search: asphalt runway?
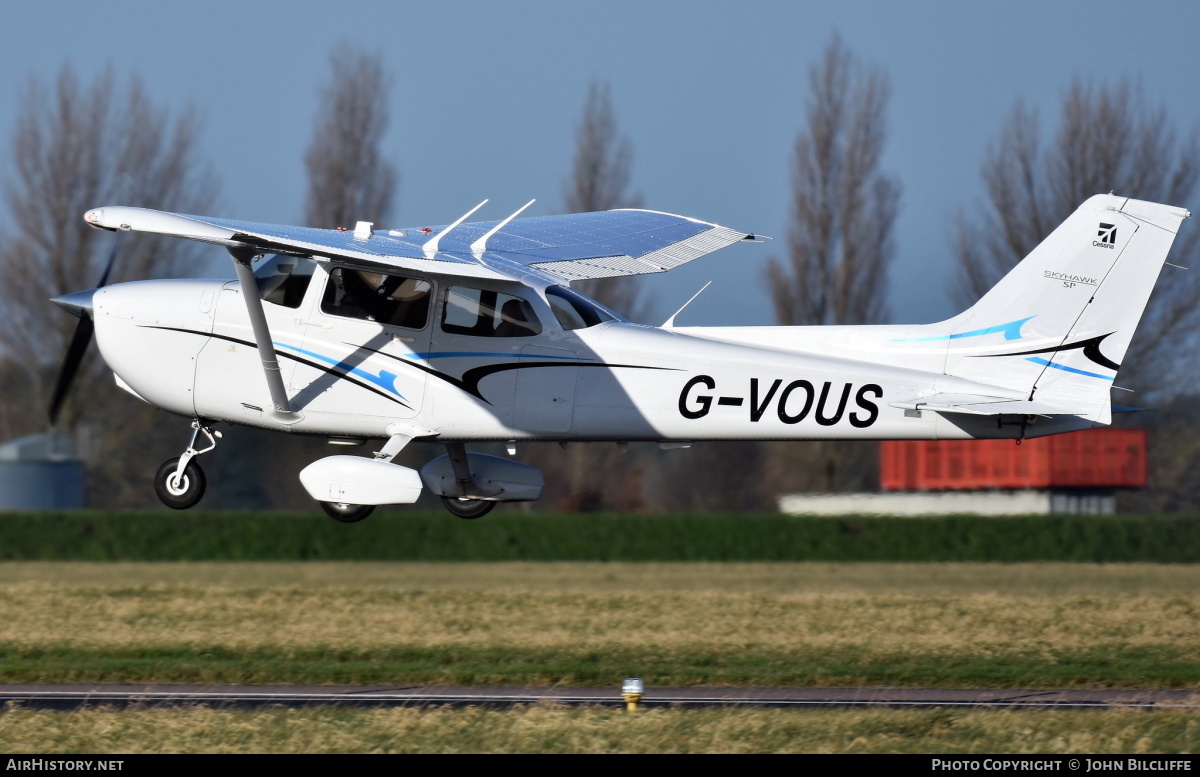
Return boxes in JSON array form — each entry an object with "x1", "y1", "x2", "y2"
[{"x1": 2, "y1": 685, "x2": 1197, "y2": 712}]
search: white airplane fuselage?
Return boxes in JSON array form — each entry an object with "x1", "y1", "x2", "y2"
[
  {"x1": 65, "y1": 194, "x2": 1190, "y2": 514},
  {"x1": 92, "y1": 266, "x2": 1089, "y2": 448}
]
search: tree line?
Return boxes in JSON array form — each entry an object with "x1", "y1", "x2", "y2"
[{"x1": 1, "y1": 37, "x2": 1198, "y2": 511}]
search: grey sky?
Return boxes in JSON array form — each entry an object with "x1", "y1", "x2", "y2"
[{"x1": 2, "y1": 0, "x2": 1197, "y2": 325}]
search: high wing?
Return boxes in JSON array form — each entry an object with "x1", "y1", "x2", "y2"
[{"x1": 82, "y1": 205, "x2": 753, "y2": 283}]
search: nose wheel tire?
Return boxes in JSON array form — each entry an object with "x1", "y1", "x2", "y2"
[
  {"x1": 154, "y1": 458, "x2": 206, "y2": 510},
  {"x1": 440, "y1": 496, "x2": 496, "y2": 519},
  {"x1": 320, "y1": 501, "x2": 375, "y2": 523}
]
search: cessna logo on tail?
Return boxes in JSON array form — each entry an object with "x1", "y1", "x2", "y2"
[{"x1": 1094, "y1": 223, "x2": 1117, "y2": 248}]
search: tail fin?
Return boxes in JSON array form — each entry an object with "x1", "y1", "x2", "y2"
[{"x1": 940, "y1": 194, "x2": 1190, "y2": 422}]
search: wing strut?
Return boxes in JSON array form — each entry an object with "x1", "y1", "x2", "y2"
[{"x1": 230, "y1": 247, "x2": 296, "y2": 419}]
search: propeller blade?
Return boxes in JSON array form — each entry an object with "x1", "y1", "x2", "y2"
[
  {"x1": 95, "y1": 232, "x2": 123, "y2": 287},
  {"x1": 47, "y1": 230, "x2": 124, "y2": 426},
  {"x1": 48, "y1": 316, "x2": 95, "y2": 426}
]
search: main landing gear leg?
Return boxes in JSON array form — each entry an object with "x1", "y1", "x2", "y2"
[
  {"x1": 155, "y1": 420, "x2": 221, "y2": 510},
  {"x1": 439, "y1": 443, "x2": 497, "y2": 519}
]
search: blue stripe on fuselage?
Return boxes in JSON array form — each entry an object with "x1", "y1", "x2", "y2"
[
  {"x1": 1025, "y1": 356, "x2": 1114, "y2": 381},
  {"x1": 406, "y1": 351, "x2": 588, "y2": 361},
  {"x1": 894, "y1": 316, "x2": 1034, "y2": 343},
  {"x1": 272, "y1": 342, "x2": 405, "y2": 398}
]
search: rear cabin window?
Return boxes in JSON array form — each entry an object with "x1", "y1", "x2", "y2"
[
  {"x1": 321, "y1": 267, "x2": 432, "y2": 329},
  {"x1": 545, "y1": 285, "x2": 617, "y2": 330},
  {"x1": 441, "y1": 287, "x2": 542, "y2": 337}
]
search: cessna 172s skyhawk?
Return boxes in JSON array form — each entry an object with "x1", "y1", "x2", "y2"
[{"x1": 50, "y1": 194, "x2": 1189, "y2": 520}]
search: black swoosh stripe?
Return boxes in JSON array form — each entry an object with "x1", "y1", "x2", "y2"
[
  {"x1": 363, "y1": 346, "x2": 677, "y2": 404},
  {"x1": 461, "y1": 361, "x2": 674, "y2": 403},
  {"x1": 977, "y1": 332, "x2": 1121, "y2": 371},
  {"x1": 146, "y1": 325, "x2": 675, "y2": 409}
]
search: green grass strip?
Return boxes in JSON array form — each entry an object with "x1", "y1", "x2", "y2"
[
  {"x1": 0, "y1": 511, "x2": 1198, "y2": 562},
  {"x1": 0, "y1": 643, "x2": 1194, "y2": 689}
]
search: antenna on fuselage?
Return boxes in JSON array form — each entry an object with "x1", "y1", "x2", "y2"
[
  {"x1": 471, "y1": 199, "x2": 536, "y2": 260},
  {"x1": 662, "y1": 281, "x2": 713, "y2": 329},
  {"x1": 423, "y1": 199, "x2": 489, "y2": 259}
]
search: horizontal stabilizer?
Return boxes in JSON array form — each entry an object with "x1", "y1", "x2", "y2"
[{"x1": 890, "y1": 393, "x2": 1084, "y2": 418}]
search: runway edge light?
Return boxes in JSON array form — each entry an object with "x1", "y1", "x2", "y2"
[{"x1": 621, "y1": 677, "x2": 644, "y2": 712}]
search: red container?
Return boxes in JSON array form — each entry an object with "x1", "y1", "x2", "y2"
[{"x1": 880, "y1": 428, "x2": 1146, "y2": 491}]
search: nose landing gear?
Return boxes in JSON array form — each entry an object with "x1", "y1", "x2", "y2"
[
  {"x1": 155, "y1": 420, "x2": 220, "y2": 510},
  {"x1": 155, "y1": 457, "x2": 206, "y2": 509}
]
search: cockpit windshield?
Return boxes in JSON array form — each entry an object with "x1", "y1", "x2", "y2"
[
  {"x1": 544, "y1": 286, "x2": 621, "y2": 330},
  {"x1": 254, "y1": 255, "x2": 317, "y2": 309}
]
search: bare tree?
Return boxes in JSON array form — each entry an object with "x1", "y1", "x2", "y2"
[
  {"x1": 564, "y1": 82, "x2": 640, "y2": 214},
  {"x1": 562, "y1": 81, "x2": 646, "y2": 320},
  {"x1": 0, "y1": 64, "x2": 218, "y2": 505},
  {"x1": 1, "y1": 65, "x2": 218, "y2": 419},
  {"x1": 518, "y1": 82, "x2": 651, "y2": 513},
  {"x1": 951, "y1": 79, "x2": 1200, "y2": 398},
  {"x1": 766, "y1": 35, "x2": 899, "y2": 326},
  {"x1": 304, "y1": 47, "x2": 397, "y2": 228},
  {"x1": 760, "y1": 35, "x2": 899, "y2": 500}
]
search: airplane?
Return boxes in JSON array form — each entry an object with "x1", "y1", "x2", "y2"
[{"x1": 49, "y1": 193, "x2": 1189, "y2": 521}]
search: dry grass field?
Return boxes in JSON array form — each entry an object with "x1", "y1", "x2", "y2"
[
  {"x1": 0, "y1": 562, "x2": 1195, "y2": 688},
  {"x1": 0, "y1": 562, "x2": 1197, "y2": 753},
  {"x1": 0, "y1": 706, "x2": 1197, "y2": 754}
]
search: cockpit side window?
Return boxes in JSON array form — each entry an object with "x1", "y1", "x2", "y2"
[
  {"x1": 441, "y1": 287, "x2": 542, "y2": 337},
  {"x1": 321, "y1": 267, "x2": 432, "y2": 329},
  {"x1": 254, "y1": 255, "x2": 316, "y2": 309},
  {"x1": 545, "y1": 285, "x2": 618, "y2": 330}
]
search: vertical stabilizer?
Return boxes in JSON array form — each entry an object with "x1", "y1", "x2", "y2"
[{"x1": 939, "y1": 194, "x2": 1189, "y2": 421}]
